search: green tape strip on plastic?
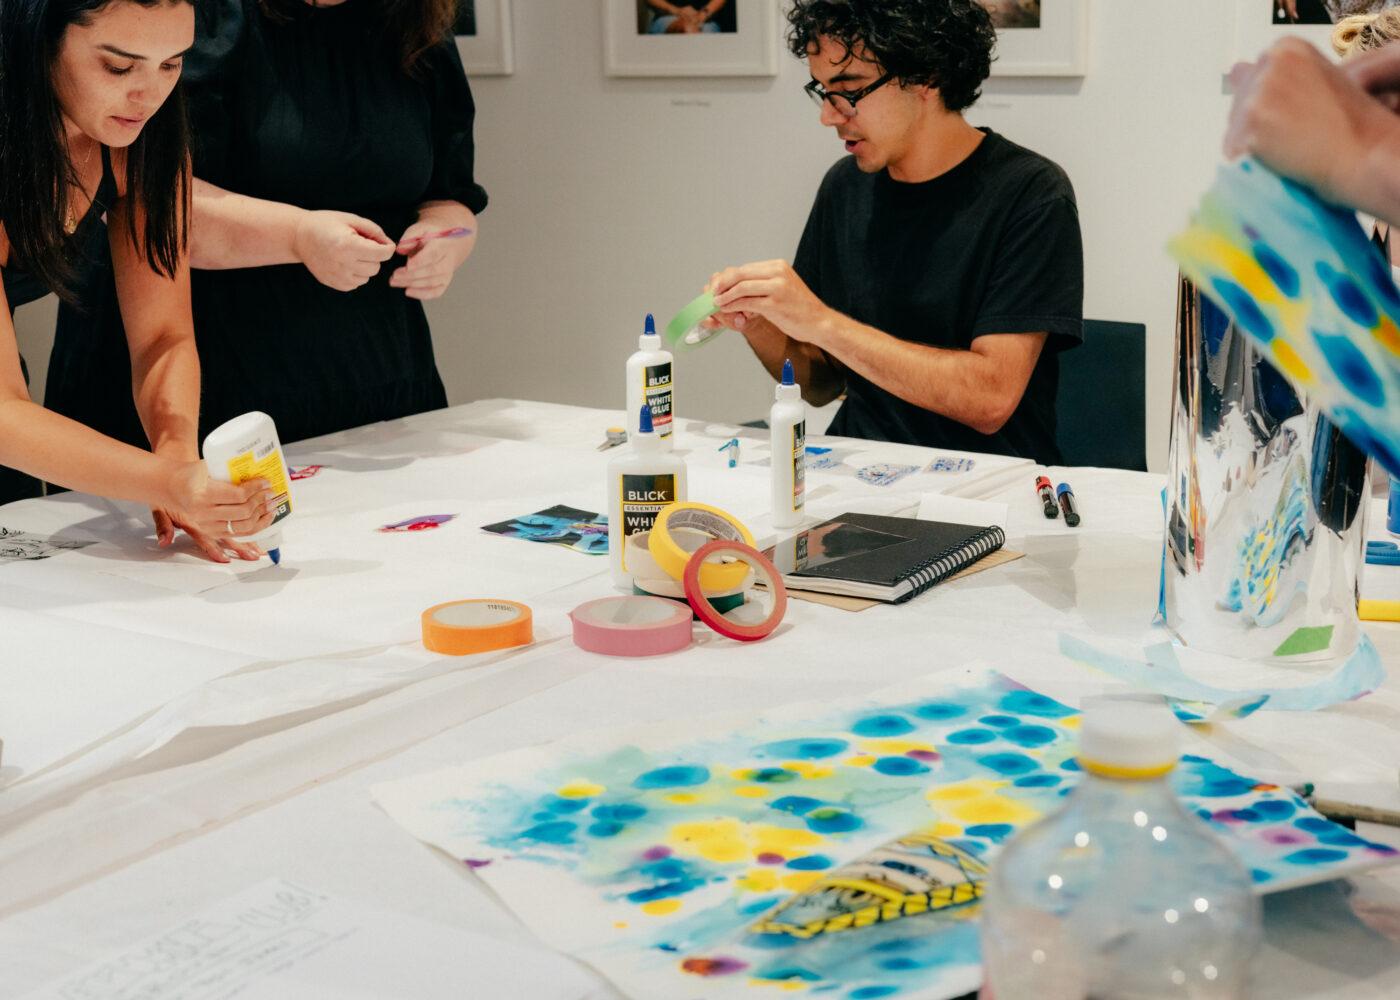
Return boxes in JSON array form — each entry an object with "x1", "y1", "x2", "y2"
[{"x1": 663, "y1": 291, "x2": 724, "y2": 352}]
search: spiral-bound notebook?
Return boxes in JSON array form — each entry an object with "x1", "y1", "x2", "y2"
[{"x1": 767, "y1": 512, "x2": 1006, "y2": 604}]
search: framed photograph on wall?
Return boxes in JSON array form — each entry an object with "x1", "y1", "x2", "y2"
[
  {"x1": 984, "y1": 0, "x2": 1089, "y2": 77},
  {"x1": 455, "y1": 0, "x2": 514, "y2": 76},
  {"x1": 1232, "y1": 0, "x2": 1339, "y2": 66},
  {"x1": 604, "y1": 0, "x2": 779, "y2": 78}
]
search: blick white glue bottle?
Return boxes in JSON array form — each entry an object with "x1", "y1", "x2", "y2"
[
  {"x1": 626, "y1": 313, "x2": 674, "y2": 441},
  {"x1": 202, "y1": 411, "x2": 294, "y2": 564},
  {"x1": 608, "y1": 403, "x2": 687, "y2": 591},
  {"x1": 770, "y1": 358, "x2": 806, "y2": 529}
]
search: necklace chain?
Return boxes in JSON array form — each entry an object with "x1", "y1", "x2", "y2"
[{"x1": 63, "y1": 139, "x2": 98, "y2": 236}]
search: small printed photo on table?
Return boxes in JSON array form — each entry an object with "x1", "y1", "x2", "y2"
[
  {"x1": 979, "y1": 0, "x2": 1041, "y2": 29},
  {"x1": 454, "y1": 0, "x2": 475, "y2": 36},
  {"x1": 636, "y1": 0, "x2": 737, "y2": 34}
]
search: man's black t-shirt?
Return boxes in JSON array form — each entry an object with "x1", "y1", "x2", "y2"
[{"x1": 793, "y1": 129, "x2": 1084, "y2": 464}]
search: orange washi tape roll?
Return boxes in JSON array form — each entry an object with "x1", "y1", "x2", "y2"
[{"x1": 422, "y1": 599, "x2": 534, "y2": 655}]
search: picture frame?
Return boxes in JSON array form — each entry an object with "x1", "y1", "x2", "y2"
[
  {"x1": 454, "y1": 0, "x2": 515, "y2": 77},
  {"x1": 1231, "y1": 0, "x2": 1339, "y2": 66},
  {"x1": 986, "y1": 0, "x2": 1089, "y2": 77},
  {"x1": 603, "y1": 0, "x2": 779, "y2": 78}
]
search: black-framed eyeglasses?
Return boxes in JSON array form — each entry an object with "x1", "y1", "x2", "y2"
[{"x1": 803, "y1": 73, "x2": 894, "y2": 116}]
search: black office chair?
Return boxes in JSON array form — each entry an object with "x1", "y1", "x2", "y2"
[{"x1": 1055, "y1": 319, "x2": 1148, "y2": 472}]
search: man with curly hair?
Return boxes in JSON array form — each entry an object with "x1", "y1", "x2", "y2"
[{"x1": 707, "y1": 0, "x2": 1083, "y2": 463}]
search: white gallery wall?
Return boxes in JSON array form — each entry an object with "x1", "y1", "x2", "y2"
[{"x1": 15, "y1": 1, "x2": 1263, "y2": 470}]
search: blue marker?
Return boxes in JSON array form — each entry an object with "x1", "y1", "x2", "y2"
[{"x1": 1056, "y1": 482, "x2": 1080, "y2": 527}]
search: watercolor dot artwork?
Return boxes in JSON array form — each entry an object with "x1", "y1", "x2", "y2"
[
  {"x1": 375, "y1": 673, "x2": 1398, "y2": 999},
  {"x1": 1171, "y1": 156, "x2": 1400, "y2": 478}
]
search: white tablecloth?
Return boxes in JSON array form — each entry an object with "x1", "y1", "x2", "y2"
[{"x1": 2, "y1": 398, "x2": 1399, "y2": 998}]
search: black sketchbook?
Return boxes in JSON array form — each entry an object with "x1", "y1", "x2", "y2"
[{"x1": 767, "y1": 512, "x2": 1005, "y2": 604}]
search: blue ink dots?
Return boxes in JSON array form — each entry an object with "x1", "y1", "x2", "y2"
[
  {"x1": 1293, "y1": 817, "x2": 1334, "y2": 834},
  {"x1": 1211, "y1": 276, "x2": 1276, "y2": 342},
  {"x1": 1318, "y1": 261, "x2": 1379, "y2": 327},
  {"x1": 633, "y1": 765, "x2": 711, "y2": 789},
  {"x1": 851, "y1": 714, "x2": 916, "y2": 737},
  {"x1": 750, "y1": 767, "x2": 799, "y2": 784},
  {"x1": 913, "y1": 702, "x2": 967, "y2": 721},
  {"x1": 1284, "y1": 848, "x2": 1350, "y2": 865},
  {"x1": 518, "y1": 820, "x2": 577, "y2": 845},
  {"x1": 1000, "y1": 691, "x2": 1075, "y2": 719},
  {"x1": 850, "y1": 986, "x2": 901, "y2": 998},
  {"x1": 1366, "y1": 251, "x2": 1400, "y2": 308},
  {"x1": 587, "y1": 820, "x2": 625, "y2": 838},
  {"x1": 1252, "y1": 799, "x2": 1296, "y2": 820},
  {"x1": 592, "y1": 803, "x2": 647, "y2": 823},
  {"x1": 965, "y1": 823, "x2": 1015, "y2": 842},
  {"x1": 1315, "y1": 330, "x2": 1386, "y2": 407},
  {"x1": 978, "y1": 715, "x2": 1019, "y2": 728},
  {"x1": 1013, "y1": 774, "x2": 1062, "y2": 788},
  {"x1": 872, "y1": 756, "x2": 929, "y2": 777},
  {"x1": 542, "y1": 796, "x2": 589, "y2": 814},
  {"x1": 1001, "y1": 725, "x2": 1058, "y2": 749},
  {"x1": 1251, "y1": 868, "x2": 1273, "y2": 884},
  {"x1": 1061, "y1": 758, "x2": 1082, "y2": 772},
  {"x1": 946, "y1": 728, "x2": 996, "y2": 746},
  {"x1": 755, "y1": 738, "x2": 849, "y2": 760},
  {"x1": 805, "y1": 806, "x2": 863, "y2": 834},
  {"x1": 977, "y1": 753, "x2": 1038, "y2": 777},
  {"x1": 878, "y1": 956, "x2": 927, "y2": 971},
  {"x1": 770, "y1": 795, "x2": 825, "y2": 816},
  {"x1": 786, "y1": 854, "x2": 834, "y2": 871},
  {"x1": 1253, "y1": 243, "x2": 1300, "y2": 297}
]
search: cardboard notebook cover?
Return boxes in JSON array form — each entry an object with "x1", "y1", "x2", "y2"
[{"x1": 774, "y1": 512, "x2": 1006, "y2": 603}]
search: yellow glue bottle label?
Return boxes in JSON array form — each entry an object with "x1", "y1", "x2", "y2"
[{"x1": 227, "y1": 439, "x2": 292, "y2": 524}]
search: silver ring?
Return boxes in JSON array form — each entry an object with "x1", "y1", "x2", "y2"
[{"x1": 226, "y1": 520, "x2": 233, "y2": 535}]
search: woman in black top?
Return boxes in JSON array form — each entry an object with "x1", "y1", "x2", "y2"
[
  {"x1": 0, "y1": 0, "x2": 272, "y2": 559},
  {"x1": 47, "y1": 0, "x2": 488, "y2": 449}
]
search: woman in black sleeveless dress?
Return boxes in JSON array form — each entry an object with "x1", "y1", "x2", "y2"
[
  {"x1": 0, "y1": 0, "x2": 272, "y2": 561},
  {"x1": 46, "y1": 0, "x2": 488, "y2": 450}
]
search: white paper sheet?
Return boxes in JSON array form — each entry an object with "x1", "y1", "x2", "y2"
[
  {"x1": 916, "y1": 493, "x2": 1010, "y2": 531},
  {"x1": 17, "y1": 878, "x2": 601, "y2": 1000}
]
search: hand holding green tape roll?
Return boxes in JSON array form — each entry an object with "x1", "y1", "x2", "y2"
[{"x1": 664, "y1": 291, "x2": 724, "y2": 352}]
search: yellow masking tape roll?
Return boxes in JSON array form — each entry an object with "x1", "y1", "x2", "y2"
[{"x1": 650, "y1": 502, "x2": 755, "y2": 591}]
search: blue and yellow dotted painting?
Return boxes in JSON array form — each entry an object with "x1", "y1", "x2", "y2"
[
  {"x1": 374, "y1": 674, "x2": 1396, "y2": 1000},
  {"x1": 1171, "y1": 158, "x2": 1400, "y2": 477}
]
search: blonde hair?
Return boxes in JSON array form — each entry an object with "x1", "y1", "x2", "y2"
[{"x1": 1333, "y1": 9, "x2": 1400, "y2": 57}]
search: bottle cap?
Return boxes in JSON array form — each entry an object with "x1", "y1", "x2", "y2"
[
  {"x1": 639, "y1": 313, "x2": 660, "y2": 350},
  {"x1": 775, "y1": 358, "x2": 801, "y2": 401},
  {"x1": 1077, "y1": 697, "x2": 1180, "y2": 779},
  {"x1": 638, "y1": 403, "x2": 653, "y2": 435}
]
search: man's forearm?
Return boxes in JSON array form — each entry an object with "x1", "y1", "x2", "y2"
[
  {"x1": 817, "y1": 314, "x2": 1043, "y2": 436},
  {"x1": 740, "y1": 315, "x2": 845, "y2": 406}
]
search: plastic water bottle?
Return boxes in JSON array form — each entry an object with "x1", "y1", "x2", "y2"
[{"x1": 980, "y1": 699, "x2": 1260, "y2": 999}]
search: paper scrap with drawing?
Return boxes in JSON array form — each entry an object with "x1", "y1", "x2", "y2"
[
  {"x1": 481, "y1": 504, "x2": 609, "y2": 555},
  {"x1": 374, "y1": 673, "x2": 1396, "y2": 1000},
  {"x1": 379, "y1": 513, "x2": 457, "y2": 533},
  {"x1": 1170, "y1": 157, "x2": 1400, "y2": 477},
  {"x1": 16, "y1": 878, "x2": 598, "y2": 1000},
  {"x1": 0, "y1": 527, "x2": 95, "y2": 563}
]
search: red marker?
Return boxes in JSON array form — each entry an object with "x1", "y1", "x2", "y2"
[{"x1": 1035, "y1": 475, "x2": 1059, "y2": 519}]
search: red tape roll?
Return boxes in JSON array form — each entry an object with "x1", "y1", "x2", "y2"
[{"x1": 682, "y1": 539, "x2": 787, "y2": 642}]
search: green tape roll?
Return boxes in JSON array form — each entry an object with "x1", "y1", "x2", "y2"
[{"x1": 663, "y1": 291, "x2": 724, "y2": 352}]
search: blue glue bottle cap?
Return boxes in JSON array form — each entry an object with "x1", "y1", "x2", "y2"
[
  {"x1": 645, "y1": 313, "x2": 656, "y2": 337},
  {"x1": 781, "y1": 358, "x2": 795, "y2": 386},
  {"x1": 638, "y1": 402, "x2": 654, "y2": 435}
]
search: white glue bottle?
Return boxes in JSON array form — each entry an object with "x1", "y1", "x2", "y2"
[
  {"x1": 770, "y1": 358, "x2": 806, "y2": 529},
  {"x1": 202, "y1": 411, "x2": 294, "y2": 564},
  {"x1": 609, "y1": 403, "x2": 687, "y2": 590},
  {"x1": 625, "y1": 313, "x2": 674, "y2": 441}
]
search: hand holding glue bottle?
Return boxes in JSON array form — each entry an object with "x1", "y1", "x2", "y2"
[{"x1": 203, "y1": 412, "x2": 295, "y2": 564}]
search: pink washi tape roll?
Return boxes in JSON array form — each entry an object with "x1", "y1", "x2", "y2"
[
  {"x1": 683, "y1": 539, "x2": 788, "y2": 642},
  {"x1": 569, "y1": 595, "x2": 693, "y2": 657}
]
